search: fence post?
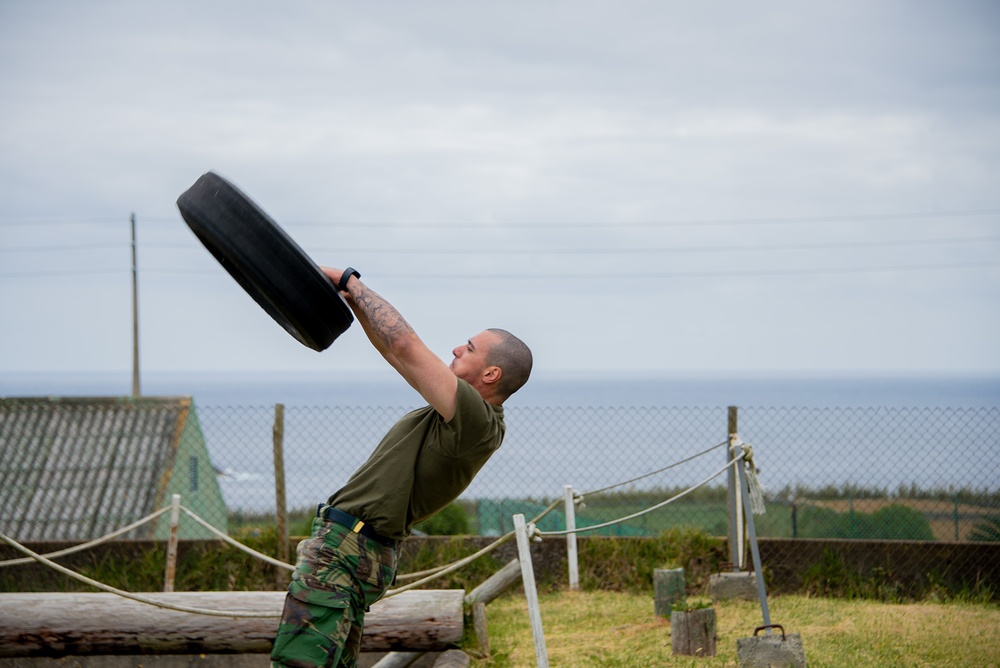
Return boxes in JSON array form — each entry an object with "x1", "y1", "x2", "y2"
[
  {"x1": 163, "y1": 494, "x2": 181, "y2": 592},
  {"x1": 564, "y1": 485, "x2": 579, "y2": 591},
  {"x1": 952, "y1": 489, "x2": 960, "y2": 541},
  {"x1": 726, "y1": 406, "x2": 742, "y2": 571},
  {"x1": 513, "y1": 514, "x2": 549, "y2": 668},
  {"x1": 273, "y1": 404, "x2": 289, "y2": 586}
]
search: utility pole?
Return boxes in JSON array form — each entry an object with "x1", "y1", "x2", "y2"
[{"x1": 131, "y1": 212, "x2": 141, "y2": 397}]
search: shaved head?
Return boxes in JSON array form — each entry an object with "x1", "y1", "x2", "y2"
[{"x1": 485, "y1": 328, "x2": 532, "y2": 400}]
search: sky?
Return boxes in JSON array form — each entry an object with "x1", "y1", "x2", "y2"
[{"x1": 1, "y1": 1, "x2": 999, "y2": 382}]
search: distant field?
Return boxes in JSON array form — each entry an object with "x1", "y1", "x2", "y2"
[
  {"x1": 804, "y1": 498, "x2": 995, "y2": 541},
  {"x1": 488, "y1": 490, "x2": 999, "y2": 542}
]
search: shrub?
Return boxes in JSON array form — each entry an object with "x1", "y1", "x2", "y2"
[{"x1": 414, "y1": 503, "x2": 470, "y2": 536}]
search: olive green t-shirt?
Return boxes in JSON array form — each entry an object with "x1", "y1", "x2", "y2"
[{"x1": 327, "y1": 379, "x2": 505, "y2": 540}]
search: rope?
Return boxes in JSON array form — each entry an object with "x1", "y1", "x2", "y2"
[
  {"x1": 581, "y1": 440, "x2": 728, "y2": 496},
  {"x1": 385, "y1": 532, "x2": 516, "y2": 597},
  {"x1": 0, "y1": 505, "x2": 172, "y2": 568},
  {"x1": 180, "y1": 506, "x2": 294, "y2": 571},
  {"x1": 0, "y1": 439, "x2": 755, "y2": 614},
  {"x1": 539, "y1": 451, "x2": 746, "y2": 537},
  {"x1": 388, "y1": 499, "x2": 562, "y2": 592},
  {"x1": 731, "y1": 436, "x2": 767, "y2": 515},
  {"x1": 0, "y1": 530, "x2": 280, "y2": 618}
]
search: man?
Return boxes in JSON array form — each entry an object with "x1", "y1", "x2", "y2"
[{"x1": 271, "y1": 266, "x2": 532, "y2": 668}]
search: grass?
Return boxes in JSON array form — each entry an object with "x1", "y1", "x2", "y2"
[{"x1": 473, "y1": 591, "x2": 1000, "y2": 667}]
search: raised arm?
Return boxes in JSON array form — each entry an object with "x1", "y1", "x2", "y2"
[{"x1": 322, "y1": 267, "x2": 459, "y2": 421}]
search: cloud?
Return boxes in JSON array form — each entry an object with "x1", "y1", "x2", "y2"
[{"x1": 0, "y1": 1, "x2": 998, "y2": 375}]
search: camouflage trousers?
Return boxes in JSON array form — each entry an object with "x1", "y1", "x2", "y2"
[{"x1": 270, "y1": 515, "x2": 398, "y2": 668}]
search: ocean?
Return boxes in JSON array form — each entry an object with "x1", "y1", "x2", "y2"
[
  {"x1": 4, "y1": 370, "x2": 999, "y2": 408},
  {"x1": 3, "y1": 371, "x2": 999, "y2": 512}
]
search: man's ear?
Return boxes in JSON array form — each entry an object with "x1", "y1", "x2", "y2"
[{"x1": 483, "y1": 365, "x2": 502, "y2": 385}]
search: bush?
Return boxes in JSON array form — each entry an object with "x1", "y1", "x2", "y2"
[
  {"x1": 796, "y1": 503, "x2": 935, "y2": 541},
  {"x1": 414, "y1": 503, "x2": 470, "y2": 535}
]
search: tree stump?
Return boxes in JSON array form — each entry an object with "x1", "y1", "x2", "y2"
[
  {"x1": 670, "y1": 608, "x2": 717, "y2": 657},
  {"x1": 653, "y1": 567, "x2": 685, "y2": 617}
]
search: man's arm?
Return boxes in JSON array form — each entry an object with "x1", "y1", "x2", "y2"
[{"x1": 322, "y1": 267, "x2": 459, "y2": 421}]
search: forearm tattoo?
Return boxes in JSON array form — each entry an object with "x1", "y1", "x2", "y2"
[{"x1": 353, "y1": 283, "x2": 415, "y2": 347}]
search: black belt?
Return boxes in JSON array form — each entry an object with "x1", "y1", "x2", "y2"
[{"x1": 316, "y1": 504, "x2": 398, "y2": 549}]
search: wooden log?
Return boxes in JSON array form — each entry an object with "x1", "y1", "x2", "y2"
[
  {"x1": 464, "y1": 558, "x2": 520, "y2": 609},
  {"x1": 670, "y1": 608, "x2": 718, "y2": 657},
  {"x1": 371, "y1": 652, "x2": 424, "y2": 667},
  {"x1": 433, "y1": 649, "x2": 471, "y2": 667},
  {"x1": 0, "y1": 590, "x2": 463, "y2": 657}
]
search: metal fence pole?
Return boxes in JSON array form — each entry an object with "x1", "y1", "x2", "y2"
[{"x1": 735, "y1": 454, "x2": 772, "y2": 631}]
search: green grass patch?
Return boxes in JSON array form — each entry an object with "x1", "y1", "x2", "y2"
[{"x1": 476, "y1": 591, "x2": 1000, "y2": 667}]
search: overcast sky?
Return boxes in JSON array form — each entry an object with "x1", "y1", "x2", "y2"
[{"x1": 1, "y1": 1, "x2": 998, "y2": 382}]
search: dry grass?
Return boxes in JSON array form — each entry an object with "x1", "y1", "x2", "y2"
[{"x1": 472, "y1": 591, "x2": 1000, "y2": 667}]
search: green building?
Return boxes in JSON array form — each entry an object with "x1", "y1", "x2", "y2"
[{"x1": 0, "y1": 396, "x2": 228, "y2": 541}]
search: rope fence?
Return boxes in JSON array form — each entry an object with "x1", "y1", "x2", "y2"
[
  {"x1": 2, "y1": 402, "x2": 998, "y2": 614},
  {"x1": 0, "y1": 439, "x2": 748, "y2": 614}
]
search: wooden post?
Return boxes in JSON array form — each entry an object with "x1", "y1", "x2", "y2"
[
  {"x1": 130, "y1": 212, "x2": 140, "y2": 398},
  {"x1": 725, "y1": 406, "x2": 740, "y2": 571},
  {"x1": 564, "y1": 485, "x2": 579, "y2": 590},
  {"x1": 163, "y1": 494, "x2": 181, "y2": 592},
  {"x1": 726, "y1": 407, "x2": 744, "y2": 570},
  {"x1": 513, "y1": 514, "x2": 548, "y2": 668},
  {"x1": 670, "y1": 608, "x2": 717, "y2": 657},
  {"x1": 653, "y1": 568, "x2": 685, "y2": 617},
  {"x1": 472, "y1": 601, "x2": 490, "y2": 657},
  {"x1": 273, "y1": 403, "x2": 289, "y2": 587}
]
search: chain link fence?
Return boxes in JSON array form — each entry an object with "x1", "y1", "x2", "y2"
[
  {"x1": 196, "y1": 404, "x2": 999, "y2": 539},
  {"x1": 3, "y1": 400, "x2": 998, "y2": 595}
]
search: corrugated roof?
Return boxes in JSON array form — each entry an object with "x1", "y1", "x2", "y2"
[{"x1": 0, "y1": 396, "x2": 194, "y2": 541}]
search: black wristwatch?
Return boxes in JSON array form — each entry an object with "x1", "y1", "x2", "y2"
[{"x1": 337, "y1": 267, "x2": 360, "y2": 292}]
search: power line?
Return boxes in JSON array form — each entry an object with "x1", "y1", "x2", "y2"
[
  {"x1": 0, "y1": 216, "x2": 128, "y2": 227},
  {"x1": 0, "y1": 268, "x2": 128, "y2": 278},
  {"x1": 307, "y1": 235, "x2": 1000, "y2": 256},
  {"x1": 2, "y1": 207, "x2": 999, "y2": 229},
  {"x1": 0, "y1": 243, "x2": 125, "y2": 253},
  {"x1": 272, "y1": 207, "x2": 1000, "y2": 228},
  {"x1": 4, "y1": 235, "x2": 998, "y2": 256},
  {"x1": 371, "y1": 261, "x2": 1000, "y2": 280},
  {"x1": 2, "y1": 261, "x2": 998, "y2": 280}
]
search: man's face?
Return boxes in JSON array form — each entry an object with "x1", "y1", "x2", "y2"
[{"x1": 449, "y1": 330, "x2": 498, "y2": 384}]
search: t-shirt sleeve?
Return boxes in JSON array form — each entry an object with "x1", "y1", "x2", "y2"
[{"x1": 432, "y1": 379, "x2": 496, "y2": 457}]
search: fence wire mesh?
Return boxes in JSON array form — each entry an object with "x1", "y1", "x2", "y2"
[{"x1": 2, "y1": 400, "x2": 998, "y2": 591}]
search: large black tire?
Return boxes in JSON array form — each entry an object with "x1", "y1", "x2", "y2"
[{"x1": 176, "y1": 171, "x2": 353, "y2": 352}]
